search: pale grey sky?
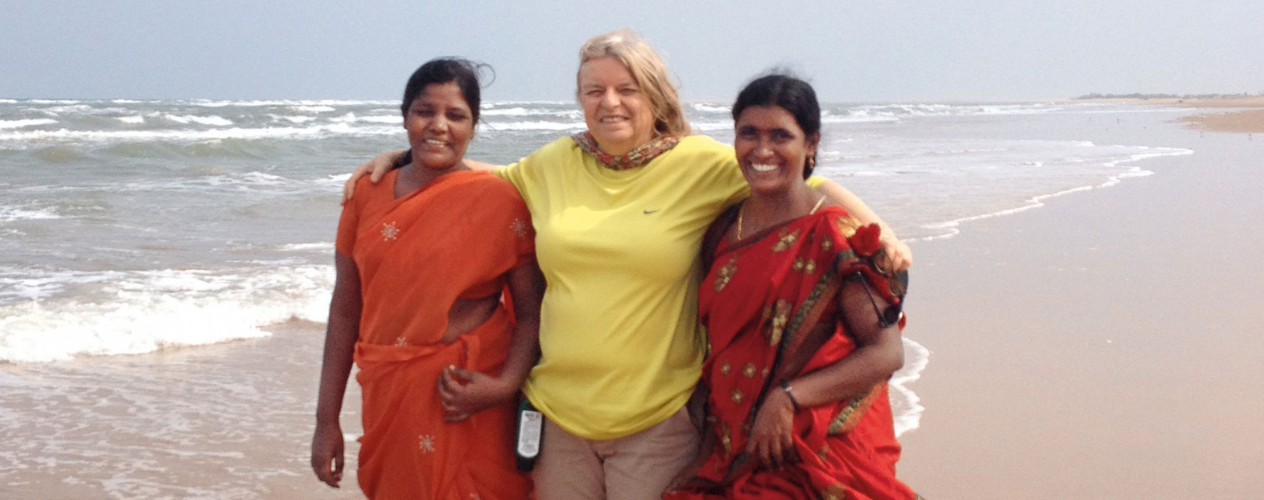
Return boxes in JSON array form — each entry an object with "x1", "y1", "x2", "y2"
[{"x1": 3, "y1": 0, "x2": 1261, "y2": 102}]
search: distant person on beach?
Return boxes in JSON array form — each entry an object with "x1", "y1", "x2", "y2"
[
  {"x1": 311, "y1": 58, "x2": 541, "y2": 499},
  {"x1": 663, "y1": 73, "x2": 920, "y2": 500},
  {"x1": 343, "y1": 30, "x2": 911, "y2": 500}
]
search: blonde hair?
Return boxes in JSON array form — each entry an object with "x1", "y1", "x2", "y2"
[{"x1": 577, "y1": 29, "x2": 690, "y2": 137}]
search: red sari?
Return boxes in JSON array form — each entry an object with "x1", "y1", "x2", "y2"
[
  {"x1": 668, "y1": 205, "x2": 920, "y2": 500},
  {"x1": 336, "y1": 169, "x2": 534, "y2": 500}
]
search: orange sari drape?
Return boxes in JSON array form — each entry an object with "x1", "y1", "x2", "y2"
[
  {"x1": 336, "y1": 169, "x2": 534, "y2": 500},
  {"x1": 667, "y1": 205, "x2": 919, "y2": 500}
]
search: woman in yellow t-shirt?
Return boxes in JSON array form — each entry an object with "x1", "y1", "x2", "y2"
[{"x1": 343, "y1": 30, "x2": 911, "y2": 500}]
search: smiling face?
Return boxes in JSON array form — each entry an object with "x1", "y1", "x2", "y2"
[
  {"x1": 734, "y1": 105, "x2": 819, "y2": 194},
  {"x1": 578, "y1": 57, "x2": 655, "y2": 156},
  {"x1": 404, "y1": 82, "x2": 474, "y2": 171}
]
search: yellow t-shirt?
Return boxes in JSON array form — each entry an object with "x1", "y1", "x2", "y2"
[{"x1": 496, "y1": 134, "x2": 819, "y2": 440}]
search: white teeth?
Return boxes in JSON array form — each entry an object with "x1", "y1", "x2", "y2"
[
  {"x1": 751, "y1": 163, "x2": 777, "y2": 172},
  {"x1": 600, "y1": 117, "x2": 624, "y2": 123},
  {"x1": 424, "y1": 139, "x2": 445, "y2": 146}
]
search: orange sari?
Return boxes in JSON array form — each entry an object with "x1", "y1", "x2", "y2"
[
  {"x1": 668, "y1": 205, "x2": 919, "y2": 500},
  {"x1": 336, "y1": 169, "x2": 534, "y2": 500}
]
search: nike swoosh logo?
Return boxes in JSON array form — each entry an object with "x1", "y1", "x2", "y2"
[{"x1": 643, "y1": 209, "x2": 660, "y2": 214}]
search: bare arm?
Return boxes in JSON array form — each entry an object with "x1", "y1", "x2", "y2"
[
  {"x1": 494, "y1": 260, "x2": 545, "y2": 387},
  {"x1": 439, "y1": 260, "x2": 545, "y2": 421},
  {"x1": 816, "y1": 179, "x2": 912, "y2": 272},
  {"x1": 785, "y1": 276, "x2": 905, "y2": 407},
  {"x1": 310, "y1": 252, "x2": 362, "y2": 488},
  {"x1": 342, "y1": 150, "x2": 499, "y2": 202},
  {"x1": 747, "y1": 274, "x2": 904, "y2": 468}
]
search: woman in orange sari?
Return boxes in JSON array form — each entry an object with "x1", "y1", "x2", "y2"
[
  {"x1": 310, "y1": 58, "x2": 541, "y2": 500},
  {"x1": 665, "y1": 74, "x2": 922, "y2": 500}
]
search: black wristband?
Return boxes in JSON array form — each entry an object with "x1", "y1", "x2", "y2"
[{"x1": 779, "y1": 380, "x2": 801, "y2": 412}]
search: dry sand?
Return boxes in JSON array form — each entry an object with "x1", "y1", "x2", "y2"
[
  {"x1": 896, "y1": 110, "x2": 1264, "y2": 498},
  {"x1": 1088, "y1": 96, "x2": 1264, "y2": 134},
  {"x1": 1182, "y1": 109, "x2": 1264, "y2": 134}
]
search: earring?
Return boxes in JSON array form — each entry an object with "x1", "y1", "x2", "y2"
[{"x1": 807, "y1": 155, "x2": 816, "y2": 169}]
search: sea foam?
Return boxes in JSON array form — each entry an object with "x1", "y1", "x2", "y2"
[
  {"x1": 0, "y1": 123, "x2": 400, "y2": 145},
  {"x1": 0, "y1": 266, "x2": 333, "y2": 363},
  {"x1": 0, "y1": 118, "x2": 57, "y2": 129},
  {"x1": 0, "y1": 205, "x2": 62, "y2": 222},
  {"x1": 916, "y1": 146, "x2": 1193, "y2": 240},
  {"x1": 891, "y1": 338, "x2": 930, "y2": 437},
  {"x1": 161, "y1": 114, "x2": 233, "y2": 126}
]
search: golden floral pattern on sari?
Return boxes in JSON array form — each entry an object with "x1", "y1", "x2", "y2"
[
  {"x1": 719, "y1": 362, "x2": 731, "y2": 376},
  {"x1": 770, "y1": 228, "x2": 801, "y2": 252},
  {"x1": 381, "y1": 221, "x2": 400, "y2": 241},
  {"x1": 777, "y1": 257, "x2": 839, "y2": 357},
  {"x1": 822, "y1": 484, "x2": 848, "y2": 500},
  {"x1": 835, "y1": 215, "x2": 860, "y2": 238},
  {"x1": 763, "y1": 299, "x2": 791, "y2": 346},
  {"x1": 511, "y1": 218, "x2": 529, "y2": 238},
  {"x1": 742, "y1": 363, "x2": 757, "y2": 378},
  {"x1": 713, "y1": 255, "x2": 737, "y2": 292},
  {"x1": 792, "y1": 257, "x2": 818, "y2": 274},
  {"x1": 718, "y1": 421, "x2": 733, "y2": 459}
]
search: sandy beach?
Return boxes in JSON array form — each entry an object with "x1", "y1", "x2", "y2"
[
  {"x1": 897, "y1": 107, "x2": 1264, "y2": 498},
  {"x1": 1172, "y1": 97, "x2": 1264, "y2": 134},
  {"x1": 1089, "y1": 96, "x2": 1264, "y2": 134}
]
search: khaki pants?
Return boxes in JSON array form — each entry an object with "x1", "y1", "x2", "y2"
[{"x1": 533, "y1": 407, "x2": 700, "y2": 500}]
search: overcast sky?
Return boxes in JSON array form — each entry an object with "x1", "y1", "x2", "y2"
[{"x1": 3, "y1": 0, "x2": 1261, "y2": 102}]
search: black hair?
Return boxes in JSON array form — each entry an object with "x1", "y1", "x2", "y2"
[
  {"x1": 400, "y1": 57, "x2": 489, "y2": 123},
  {"x1": 731, "y1": 73, "x2": 821, "y2": 178}
]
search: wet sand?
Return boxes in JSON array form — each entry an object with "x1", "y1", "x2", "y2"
[
  {"x1": 896, "y1": 110, "x2": 1264, "y2": 498},
  {"x1": 0, "y1": 320, "x2": 364, "y2": 500}
]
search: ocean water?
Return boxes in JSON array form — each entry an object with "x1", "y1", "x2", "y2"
[{"x1": 0, "y1": 98, "x2": 1195, "y2": 498}]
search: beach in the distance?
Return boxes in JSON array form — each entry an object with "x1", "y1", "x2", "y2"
[
  {"x1": 898, "y1": 98, "x2": 1264, "y2": 499},
  {"x1": 2, "y1": 97, "x2": 1260, "y2": 498}
]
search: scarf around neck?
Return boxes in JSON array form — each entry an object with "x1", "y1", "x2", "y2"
[{"x1": 570, "y1": 131, "x2": 680, "y2": 171}]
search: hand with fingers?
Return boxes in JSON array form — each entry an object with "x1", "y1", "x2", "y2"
[
  {"x1": 310, "y1": 422, "x2": 345, "y2": 488},
  {"x1": 438, "y1": 365, "x2": 517, "y2": 422},
  {"x1": 746, "y1": 387, "x2": 798, "y2": 470},
  {"x1": 878, "y1": 234, "x2": 913, "y2": 273}
]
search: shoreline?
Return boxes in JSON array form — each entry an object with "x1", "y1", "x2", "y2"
[
  {"x1": 897, "y1": 103, "x2": 1264, "y2": 498},
  {"x1": 4, "y1": 100, "x2": 1260, "y2": 499},
  {"x1": 1079, "y1": 96, "x2": 1264, "y2": 134}
]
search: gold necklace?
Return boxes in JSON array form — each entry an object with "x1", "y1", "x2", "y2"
[{"x1": 738, "y1": 195, "x2": 826, "y2": 240}]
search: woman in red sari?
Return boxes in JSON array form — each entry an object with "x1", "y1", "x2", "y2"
[
  {"x1": 665, "y1": 74, "x2": 922, "y2": 500},
  {"x1": 310, "y1": 58, "x2": 541, "y2": 500}
]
